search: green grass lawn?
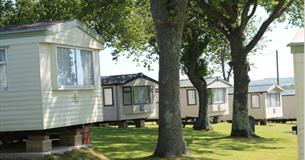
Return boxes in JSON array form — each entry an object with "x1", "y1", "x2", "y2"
[{"x1": 90, "y1": 122, "x2": 297, "y2": 160}]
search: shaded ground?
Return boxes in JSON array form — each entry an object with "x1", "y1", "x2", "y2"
[
  {"x1": 44, "y1": 148, "x2": 110, "y2": 160},
  {"x1": 90, "y1": 122, "x2": 297, "y2": 160}
]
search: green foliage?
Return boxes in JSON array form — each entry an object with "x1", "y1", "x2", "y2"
[
  {"x1": 260, "y1": 0, "x2": 304, "y2": 27},
  {"x1": 79, "y1": 1, "x2": 154, "y2": 56},
  {"x1": 0, "y1": 0, "x2": 14, "y2": 27},
  {"x1": 1, "y1": 0, "x2": 156, "y2": 68}
]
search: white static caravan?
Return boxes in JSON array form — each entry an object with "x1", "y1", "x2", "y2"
[
  {"x1": 249, "y1": 78, "x2": 297, "y2": 121},
  {"x1": 0, "y1": 20, "x2": 103, "y2": 151},
  {"x1": 152, "y1": 77, "x2": 231, "y2": 120},
  {"x1": 220, "y1": 84, "x2": 284, "y2": 121},
  {"x1": 101, "y1": 73, "x2": 158, "y2": 126},
  {"x1": 288, "y1": 28, "x2": 304, "y2": 160},
  {"x1": 179, "y1": 78, "x2": 231, "y2": 119}
]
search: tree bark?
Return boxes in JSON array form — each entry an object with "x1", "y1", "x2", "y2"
[
  {"x1": 191, "y1": 78, "x2": 210, "y2": 130},
  {"x1": 229, "y1": 36, "x2": 255, "y2": 138},
  {"x1": 150, "y1": 0, "x2": 188, "y2": 157}
]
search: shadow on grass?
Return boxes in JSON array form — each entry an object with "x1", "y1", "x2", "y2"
[{"x1": 90, "y1": 125, "x2": 284, "y2": 160}]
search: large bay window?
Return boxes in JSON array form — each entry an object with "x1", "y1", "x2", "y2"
[
  {"x1": 267, "y1": 93, "x2": 280, "y2": 107},
  {"x1": 123, "y1": 86, "x2": 151, "y2": 105},
  {"x1": 57, "y1": 47, "x2": 94, "y2": 87},
  {"x1": 134, "y1": 86, "x2": 150, "y2": 104},
  {"x1": 209, "y1": 88, "x2": 225, "y2": 104},
  {"x1": 0, "y1": 49, "x2": 7, "y2": 90}
]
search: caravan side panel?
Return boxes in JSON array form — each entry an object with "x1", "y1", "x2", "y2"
[
  {"x1": 39, "y1": 43, "x2": 103, "y2": 129},
  {"x1": 0, "y1": 41, "x2": 43, "y2": 132}
]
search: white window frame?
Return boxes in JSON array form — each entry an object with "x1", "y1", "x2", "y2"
[
  {"x1": 267, "y1": 93, "x2": 281, "y2": 107},
  {"x1": 55, "y1": 46, "x2": 95, "y2": 89},
  {"x1": 0, "y1": 48, "x2": 8, "y2": 91},
  {"x1": 251, "y1": 94, "x2": 260, "y2": 109},
  {"x1": 186, "y1": 89, "x2": 197, "y2": 105}
]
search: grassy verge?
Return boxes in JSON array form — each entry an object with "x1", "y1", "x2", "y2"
[{"x1": 90, "y1": 122, "x2": 297, "y2": 160}]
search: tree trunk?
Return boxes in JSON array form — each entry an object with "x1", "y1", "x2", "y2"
[
  {"x1": 150, "y1": 0, "x2": 188, "y2": 157},
  {"x1": 191, "y1": 78, "x2": 210, "y2": 130},
  {"x1": 230, "y1": 50, "x2": 255, "y2": 138}
]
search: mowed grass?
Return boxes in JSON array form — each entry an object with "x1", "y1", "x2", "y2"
[{"x1": 90, "y1": 122, "x2": 297, "y2": 160}]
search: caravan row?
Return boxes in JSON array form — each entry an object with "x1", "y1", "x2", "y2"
[
  {"x1": 0, "y1": 20, "x2": 295, "y2": 134},
  {"x1": 0, "y1": 20, "x2": 297, "y2": 147}
]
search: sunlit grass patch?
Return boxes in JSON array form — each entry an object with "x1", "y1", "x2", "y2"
[{"x1": 90, "y1": 122, "x2": 297, "y2": 160}]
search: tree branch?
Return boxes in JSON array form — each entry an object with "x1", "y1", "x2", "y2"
[
  {"x1": 226, "y1": 66, "x2": 233, "y2": 81},
  {"x1": 245, "y1": 0, "x2": 292, "y2": 53},
  {"x1": 240, "y1": 0, "x2": 257, "y2": 32},
  {"x1": 196, "y1": 0, "x2": 231, "y2": 37}
]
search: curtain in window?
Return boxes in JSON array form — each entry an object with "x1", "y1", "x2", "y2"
[
  {"x1": 103, "y1": 88, "x2": 113, "y2": 106},
  {"x1": 212, "y1": 88, "x2": 225, "y2": 103},
  {"x1": 0, "y1": 64, "x2": 7, "y2": 89},
  {"x1": 251, "y1": 95, "x2": 260, "y2": 108},
  {"x1": 268, "y1": 93, "x2": 280, "y2": 107},
  {"x1": 57, "y1": 47, "x2": 77, "y2": 86},
  {"x1": 81, "y1": 50, "x2": 94, "y2": 86},
  {"x1": 134, "y1": 86, "x2": 150, "y2": 104},
  {"x1": 0, "y1": 50, "x2": 7, "y2": 89},
  {"x1": 187, "y1": 90, "x2": 196, "y2": 105}
]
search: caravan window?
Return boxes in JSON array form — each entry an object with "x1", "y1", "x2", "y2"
[
  {"x1": 133, "y1": 86, "x2": 150, "y2": 104},
  {"x1": 251, "y1": 94, "x2": 260, "y2": 109},
  {"x1": 209, "y1": 88, "x2": 225, "y2": 104},
  {"x1": 103, "y1": 87, "x2": 114, "y2": 106},
  {"x1": 57, "y1": 47, "x2": 94, "y2": 87},
  {"x1": 0, "y1": 49, "x2": 7, "y2": 90},
  {"x1": 187, "y1": 89, "x2": 196, "y2": 105},
  {"x1": 267, "y1": 93, "x2": 280, "y2": 107},
  {"x1": 123, "y1": 87, "x2": 132, "y2": 105}
]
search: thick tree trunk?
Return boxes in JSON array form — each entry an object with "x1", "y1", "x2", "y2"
[
  {"x1": 150, "y1": 0, "x2": 188, "y2": 157},
  {"x1": 192, "y1": 78, "x2": 210, "y2": 130},
  {"x1": 230, "y1": 47, "x2": 255, "y2": 138}
]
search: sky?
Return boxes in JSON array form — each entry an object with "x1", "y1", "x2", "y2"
[{"x1": 99, "y1": 9, "x2": 300, "y2": 82}]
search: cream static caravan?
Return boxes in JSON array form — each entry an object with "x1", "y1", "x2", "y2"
[
  {"x1": 152, "y1": 77, "x2": 231, "y2": 120},
  {"x1": 220, "y1": 84, "x2": 284, "y2": 121},
  {"x1": 101, "y1": 73, "x2": 158, "y2": 127},
  {"x1": 0, "y1": 20, "x2": 103, "y2": 139}
]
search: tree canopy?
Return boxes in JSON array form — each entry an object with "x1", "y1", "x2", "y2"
[{"x1": 196, "y1": 0, "x2": 303, "y2": 138}]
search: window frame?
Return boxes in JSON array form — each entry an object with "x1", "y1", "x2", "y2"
[
  {"x1": 133, "y1": 86, "x2": 151, "y2": 105},
  {"x1": 186, "y1": 89, "x2": 197, "y2": 105},
  {"x1": 209, "y1": 88, "x2": 226, "y2": 104},
  {"x1": 55, "y1": 46, "x2": 95, "y2": 89},
  {"x1": 123, "y1": 86, "x2": 133, "y2": 105},
  {"x1": 0, "y1": 48, "x2": 8, "y2": 91},
  {"x1": 103, "y1": 87, "x2": 114, "y2": 106},
  {"x1": 267, "y1": 93, "x2": 281, "y2": 107},
  {"x1": 155, "y1": 90, "x2": 159, "y2": 103},
  {"x1": 250, "y1": 94, "x2": 260, "y2": 109}
]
